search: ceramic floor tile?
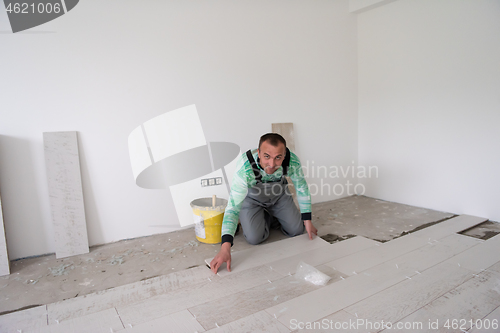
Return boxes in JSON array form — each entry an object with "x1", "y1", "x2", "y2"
[{"x1": 205, "y1": 235, "x2": 330, "y2": 276}]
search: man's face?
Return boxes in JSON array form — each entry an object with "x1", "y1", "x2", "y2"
[{"x1": 257, "y1": 140, "x2": 286, "y2": 174}]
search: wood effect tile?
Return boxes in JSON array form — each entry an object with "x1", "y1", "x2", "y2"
[
  {"x1": 380, "y1": 233, "x2": 482, "y2": 276},
  {"x1": 205, "y1": 235, "x2": 329, "y2": 276},
  {"x1": 0, "y1": 305, "x2": 47, "y2": 333},
  {"x1": 0, "y1": 193, "x2": 9, "y2": 276},
  {"x1": 441, "y1": 234, "x2": 500, "y2": 272},
  {"x1": 265, "y1": 261, "x2": 410, "y2": 330},
  {"x1": 48, "y1": 266, "x2": 214, "y2": 323},
  {"x1": 343, "y1": 262, "x2": 475, "y2": 325},
  {"x1": 265, "y1": 230, "x2": 486, "y2": 331},
  {"x1": 189, "y1": 275, "x2": 320, "y2": 330},
  {"x1": 43, "y1": 131, "x2": 89, "y2": 259},
  {"x1": 410, "y1": 214, "x2": 487, "y2": 240},
  {"x1": 296, "y1": 310, "x2": 367, "y2": 333},
  {"x1": 468, "y1": 306, "x2": 500, "y2": 333},
  {"x1": 117, "y1": 265, "x2": 283, "y2": 327},
  {"x1": 268, "y1": 236, "x2": 380, "y2": 276},
  {"x1": 205, "y1": 310, "x2": 290, "y2": 333},
  {"x1": 123, "y1": 310, "x2": 205, "y2": 333},
  {"x1": 42, "y1": 308, "x2": 123, "y2": 333},
  {"x1": 272, "y1": 123, "x2": 295, "y2": 152},
  {"x1": 322, "y1": 235, "x2": 430, "y2": 276},
  {"x1": 389, "y1": 269, "x2": 500, "y2": 333},
  {"x1": 323, "y1": 222, "x2": 484, "y2": 276}
]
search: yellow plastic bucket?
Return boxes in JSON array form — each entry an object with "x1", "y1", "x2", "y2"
[{"x1": 190, "y1": 197, "x2": 228, "y2": 244}]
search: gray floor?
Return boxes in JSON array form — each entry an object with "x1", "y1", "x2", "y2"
[{"x1": 0, "y1": 195, "x2": 462, "y2": 314}]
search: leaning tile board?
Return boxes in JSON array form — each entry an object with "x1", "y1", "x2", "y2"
[
  {"x1": 272, "y1": 123, "x2": 295, "y2": 152},
  {"x1": 271, "y1": 123, "x2": 299, "y2": 208},
  {"x1": 43, "y1": 131, "x2": 89, "y2": 258},
  {"x1": 0, "y1": 192, "x2": 9, "y2": 276}
]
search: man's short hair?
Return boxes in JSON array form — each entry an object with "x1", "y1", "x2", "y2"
[{"x1": 258, "y1": 133, "x2": 287, "y2": 149}]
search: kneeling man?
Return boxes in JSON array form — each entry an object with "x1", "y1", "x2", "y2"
[{"x1": 210, "y1": 133, "x2": 317, "y2": 273}]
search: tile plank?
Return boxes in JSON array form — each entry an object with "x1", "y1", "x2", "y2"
[
  {"x1": 338, "y1": 234, "x2": 482, "y2": 325},
  {"x1": 468, "y1": 306, "x2": 500, "y2": 333},
  {"x1": 381, "y1": 233, "x2": 482, "y2": 277},
  {"x1": 410, "y1": 214, "x2": 487, "y2": 240},
  {"x1": 268, "y1": 236, "x2": 380, "y2": 276},
  {"x1": 323, "y1": 234, "x2": 430, "y2": 275},
  {"x1": 0, "y1": 192, "x2": 9, "y2": 276},
  {"x1": 205, "y1": 310, "x2": 290, "y2": 333},
  {"x1": 265, "y1": 230, "x2": 487, "y2": 331},
  {"x1": 189, "y1": 275, "x2": 323, "y2": 330},
  {"x1": 441, "y1": 234, "x2": 500, "y2": 272},
  {"x1": 344, "y1": 262, "x2": 475, "y2": 325},
  {"x1": 0, "y1": 305, "x2": 47, "y2": 333},
  {"x1": 42, "y1": 308, "x2": 123, "y2": 333},
  {"x1": 123, "y1": 310, "x2": 205, "y2": 333},
  {"x1": 117, "y1": 265, "x2": 283, "y2": 327},
  {"x1": 272, "y1": 123, "x2": 295, "y2": 152},
  {"x1": 43, "y1": 131, "x2": 89, "y2": 258},
  {"x1": 323, "y1": 217, "x2": 485, "y2": 276},
  {"x1": 389, "y1": 269, "x2": 500, "y2": 333},
  {"x1": 296, "y1": 310, "x2": 365, "y2": 333},
  {"x1": 205, "y1": 235, "x2": 330, "y2": 276},
  {"x1": 265, "y1": 262, "x2": 410, "y2": 330},
  {"x1": 48, "y1": 266, "x2": 215, "y2": 323}
]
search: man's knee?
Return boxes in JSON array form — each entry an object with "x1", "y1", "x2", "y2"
[
  {"x1": 244, "y1": 232, "x2": 266, "y2": 245},
  {"x1": 283, "y1": 220, "x2": 305, "y2": 237}
]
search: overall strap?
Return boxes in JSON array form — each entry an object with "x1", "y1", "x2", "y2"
[
  {"x1": 246, "y1": 150, "x2": 262, "y2": 182},
  {"x1": 282, "y1": 148, "x2": 291, "y2": 176},
  {"x1": 247, "y1": 148, "x2": 291, "y2": 180}
]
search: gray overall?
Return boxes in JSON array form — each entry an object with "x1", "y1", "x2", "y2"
[{"x1": 239, "y1": 150, "x2": 304, "y2": 245}]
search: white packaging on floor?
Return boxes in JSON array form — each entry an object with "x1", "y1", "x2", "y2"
[{"x1": 295, "y1": 261, "x2": 331, "y2": 286}]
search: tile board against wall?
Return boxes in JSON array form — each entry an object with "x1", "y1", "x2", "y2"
[
  {"x1": 272, "y1": 123, "x2": 299, "y2": 209},
  {"x1": 0, "y1": 192, "x2": 9, "y2": 276},
  {"x1": 43, "y1": 131, "x2": 89, "y2": 259},
  {"x1": 272, "y1": 123, "x2": 295, "y2": 152}
]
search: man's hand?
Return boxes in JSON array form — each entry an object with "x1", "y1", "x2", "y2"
[
  {"x1": 304, "y1": 220, "x2": 317, "y2": 240},
  {"x1": 210, "y1": 242, "x2": 232, "y2": 274}
]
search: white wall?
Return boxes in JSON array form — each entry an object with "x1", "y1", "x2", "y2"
[
  {"x1": 0, "y1": 0, "x2": 358, "y2": 259},
  {"x1": 358, "y1": 0, "x2": 500, "y2": 220}
]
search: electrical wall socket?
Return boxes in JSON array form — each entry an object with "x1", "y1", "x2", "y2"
[{"x1": 201, "y1": 177, "x2": 223, "y2": 187}]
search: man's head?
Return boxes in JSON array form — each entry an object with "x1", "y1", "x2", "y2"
[{"x1": 257, "y1": 133, "x2": 287, "y2": 174}]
